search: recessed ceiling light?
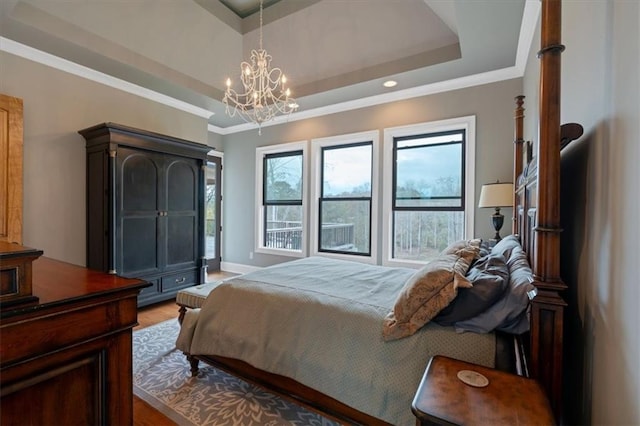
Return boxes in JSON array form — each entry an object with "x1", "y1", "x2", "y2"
[{"x1": 383, "y1": 80, "x2": 397, "y2": 88}]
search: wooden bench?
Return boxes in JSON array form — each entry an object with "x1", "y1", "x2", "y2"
[{"x1": 176, "y1": 281, "x2": 223, "y2": 323}]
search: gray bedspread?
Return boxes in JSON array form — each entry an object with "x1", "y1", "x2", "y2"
[{"x1": 176, "y1": 256, "x2": 495, "y2": 425}]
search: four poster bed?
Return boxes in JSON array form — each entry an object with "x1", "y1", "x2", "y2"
[{"x1": 176, "y1": 1, "x2": 576, "y2": 424}]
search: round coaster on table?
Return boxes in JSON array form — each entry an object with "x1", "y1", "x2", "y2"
[{"x1": 457, "y1": 370, "x2": 489, "y2": 387}]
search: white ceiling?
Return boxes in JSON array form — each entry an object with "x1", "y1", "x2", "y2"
[{"x1": 0, "y1": 0, "x2": 536, "y2": 134}]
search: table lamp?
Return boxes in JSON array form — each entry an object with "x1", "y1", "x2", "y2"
[{"x1": 478, "y1": 182, "x2": 513, "y2": 241}]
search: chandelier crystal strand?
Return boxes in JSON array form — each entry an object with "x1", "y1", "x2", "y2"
[{"x1": 223, "y1": 0, "x2": 298, "y2": 134}]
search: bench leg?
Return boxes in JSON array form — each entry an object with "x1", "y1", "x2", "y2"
[
  {"x1": 186, "y1": 354, "x2": 200, "y2": 376},
  {"x1": 178, "y1": 305, "x2": 186, "y2": 324}
]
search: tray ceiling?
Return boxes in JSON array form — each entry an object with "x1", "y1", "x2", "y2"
[{"x1": 0, "y1": 0, "x2": 533, "y2": 133}]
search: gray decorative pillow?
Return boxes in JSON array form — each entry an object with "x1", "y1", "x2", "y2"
[
  {"x1": 434, "y1": 253, "x2": 509, "y2": 326},
  {"x1": 454, "y1": 245, "x2": 536, "y2": 334},
  {"x1": 382, "y1": 240, "x2": 480, "y2": 341},
  {"x1": 490, "y1": 234, "x2": 521, "y2": 260},
  {"x1": 476, "y1": 240, "x2": 492, "y2": 259}
]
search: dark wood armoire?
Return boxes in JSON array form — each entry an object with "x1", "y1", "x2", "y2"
[{"x1": 79, "y1": 123, "x2": 210, "y2": 306}]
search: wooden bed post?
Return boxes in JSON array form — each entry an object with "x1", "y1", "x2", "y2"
[
  {"x1": 531, "y1": 0, "x2": 566, "y2": 421},
  {"x1": 513, "y1": 95, "x2": 525, "y2": 234}
]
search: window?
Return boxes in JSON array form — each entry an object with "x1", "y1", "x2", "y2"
[
  {"x1": 204, "y1": 152, "x2": 222, "y2": 272},
  {"x1": 255, "y1": 142, "x2": 307, "y2": 256},
  {"x1": 383, "y1": 117, "x2": 475, "y2": 266},
  {"x1": 311, "y1": 131, "x2": 379, "y2": 263}
]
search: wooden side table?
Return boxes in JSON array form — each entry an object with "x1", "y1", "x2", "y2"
[{"x1": 412, "y1": 355, "x2": 555, "y2": 426}]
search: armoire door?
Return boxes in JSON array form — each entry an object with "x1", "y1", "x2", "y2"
[
  {"x1": 117, "y1": 147, "x2": 162, "y2": 277},
  {"x1": 164, "y1": 154, "x2": 200, "y2": 271}
]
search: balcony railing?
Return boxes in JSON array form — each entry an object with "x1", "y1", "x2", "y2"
[
  {"x1": 265, "y1": 221, "x2": 354, "y2": 251},
  {"x1": 319, "y1": 223, "x2": 355, "y2": 251}
]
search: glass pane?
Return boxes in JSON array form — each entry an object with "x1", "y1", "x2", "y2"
[
  {"x1": 395, "y1": 198, "x2": 462, "y2": 208},
  {"x1": 264, "y1": 205, "x2": 303, "y2": 250},
  {"x1": 393, "y1": 210, "x2": 464, "y2": 262},
  {"x1": 322, "y1": 144, "x2": 371, "y2": 197},
  {"x1": 396, "y1": 142, "x2": 462, "y2": 207},
  {"x1": 319, "y1": 199, "x2": 370, "y2": 254},
  {"x1": 397, "y1": 132, "x2": 463, "y2": 148},
  {"x1": 265, "y1": 153, "x2": 302, "y2": 202},
  {"x1": 205, "y1": 162, "x2": 217, "y2": 259}
]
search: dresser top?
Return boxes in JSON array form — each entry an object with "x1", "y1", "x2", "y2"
[
  {"x1": 0, "y1": 241, "x2": 43, "y2": 259},
  {"x1": 1, "y1": 256, "x2": 149, "y2": 320}
]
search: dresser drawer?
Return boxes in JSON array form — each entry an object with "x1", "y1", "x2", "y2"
[{"x1": 161, "y1": 270, "x2": 197, "y2": 292}]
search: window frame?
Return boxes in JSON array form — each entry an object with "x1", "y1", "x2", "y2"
[
  {"x1": 310, "y1": 130, "x2": 379, "y2": 264},
  {"x1": 255, "y1": 141, "x2": 308, "y2": 257},
  {"x1": 382, "y1": 116, "x2": 476, "y2": 267}
]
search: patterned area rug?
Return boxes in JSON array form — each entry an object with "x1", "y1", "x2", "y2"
[{"x1": 133, "y1": 319, "x2": 340, "y2": 426}]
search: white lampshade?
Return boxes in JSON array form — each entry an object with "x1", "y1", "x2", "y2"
[{"x1": 478, "y1": 182, "x2": 514, "y2": 208}]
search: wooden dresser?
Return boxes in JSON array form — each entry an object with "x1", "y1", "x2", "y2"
[{"x1": 0, "y1": 256, "x2": 149, "y2": 425}]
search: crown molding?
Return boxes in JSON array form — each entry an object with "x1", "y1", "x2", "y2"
[
  {"x1": 212, "y1": 1, "x2": 539, "y2": 135},
  {"x1": 0, "y1": 36, "x2": 215, "y2": 119},
  {"x1": 213, "y1": 65, "x2": 522, "y2": 135},
  {"x1": 1, "y1": 1, "x2": 538, "y2": 136}
]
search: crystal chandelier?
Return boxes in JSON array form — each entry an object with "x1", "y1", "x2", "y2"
[{"x1": 223, "y1": 0, "x2": 298, "y2": 134}]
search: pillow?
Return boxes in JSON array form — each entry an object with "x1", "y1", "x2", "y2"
[
  {"x1": 441, "y1": 238, "x2": 482, "y2": 256},
  {"x1": 433, "y1": 253, "x2": 509, "y2": 326},
  {"x1": 454, "y1": 246, "x2": 536, "y2": 334},
  {"x1": 476, "y1": 240, "x2": 492, "y2": 259},
  {"x1": 382, "y1": 244, "x2": 479, "y2": 341},
  {"x1": 490, "y1": 234, "x2": 521, "y2": 260}
]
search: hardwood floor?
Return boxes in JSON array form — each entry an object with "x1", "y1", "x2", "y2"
[
  {"x1": 134, "y1": 298, "x2": 180, "y2": 331},
  {"x1": 134, "y1": 396, "x2": 178, "y2": 426},
  {"x1": 133, "y1": 271, "x2": 237, "y2": 426}
]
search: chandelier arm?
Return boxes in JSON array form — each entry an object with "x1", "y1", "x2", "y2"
[{"x1": 222, "y1": 0, "x2": 298, "y2": 132}]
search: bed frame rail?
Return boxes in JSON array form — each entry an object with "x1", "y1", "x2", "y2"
[{"x1": 188, "y1": 354, "x2": 391, "y2": 426}]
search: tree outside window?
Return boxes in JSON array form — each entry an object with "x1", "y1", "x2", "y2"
[
  {"x1": 319, "y1": 142, "x2": 372, "y2": 256},
  {"x1": 263, "y1": 151, "x2": 303, "y2": 250},
  {"x1": 392, "y1": 131, "x2": 465, "y2": 261}
]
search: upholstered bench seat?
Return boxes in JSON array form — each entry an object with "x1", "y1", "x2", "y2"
[{"x1": 176, "y1": 281, "x2": 223, "y2": 322}]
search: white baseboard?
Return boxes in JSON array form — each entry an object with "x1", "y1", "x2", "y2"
[{"x1": 220, "y1": 261, "x2": 261, "y2": 275}]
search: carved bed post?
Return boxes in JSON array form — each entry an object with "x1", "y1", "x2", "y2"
[
  {"x1": 531, "y1": 0, "x2": 566, "y2": 421},
  {"x1": 513, "y1": 95, "x2": 525, "y2": 234}
]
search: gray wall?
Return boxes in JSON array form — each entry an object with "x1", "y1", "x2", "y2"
[
  {"x1": 0, "y1": 51, "x2": 212, "y2": 266},
  {"x1": 4, "y1": 2, "x2": 638, "y2": 421},
  {"x1": 220, "y1": 78, "x2": 522, "y2": 268},
  {"x1": 207, "y1": 131, "x2": 224, "y2": 151},
  {"x1": 521, "y1": 1, "x2": 639, "y2": 424}
]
